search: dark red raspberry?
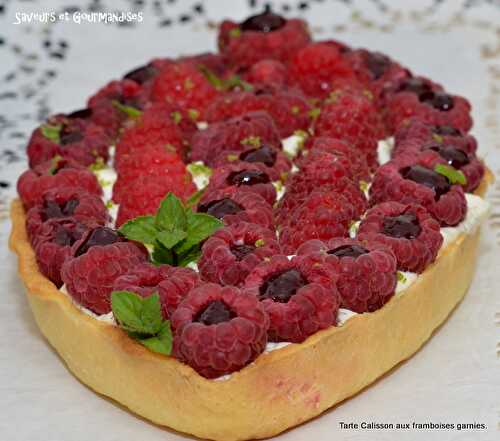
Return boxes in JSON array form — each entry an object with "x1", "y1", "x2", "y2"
[
  {"x1": 27, "y1": 115, "x2": 110, "y2": 168},
  {"x1": 393, "y1": 118, "x2": 478, "y2": 157},
  {"x1": 278, "y1": 190, "x2": 357, "y2": 254},
  {"x1": 205, "y1": 87, "x2": 311, "y2": 138},
  {"x1": 198, "y1": 188, "x2": 274, "y2": 230},
  {"x1": 244, "y1": 254, "x2": 339, "y2": 343},
  {"x1": 288, "y1": 42, "x2": 356, "y2": 98},
  {"x1": 112, "y1": 262, "x2": 201, "y2": 319},
  {"x1": 171, "y1": 283, "x2": 269, "y2": 378},
  {"x1": 244, "y1": 59, "x2": 288, "y2": 87},
  {"x1": 33, "y1": 218, "x2": 90, "y2": 287},
  {"x1": 202, "y1": 162, "x2": 277, "y2": 205},
  {"x1": 151, "y1": 60, "x2": 219, "y2": 120},
  {"x1": 61, "y1": 227, "x2": 148, "y2": 314},
  {"x1": 26, "y1": 187, "x2": 109, "y2": 240},
  {"x1": 198, "y1": 222, "x2": 281, "y2": 286},
  {"x1": 190, "y1": 111, "x2": 281, "y2": 166},
  {"x1": 211, "y1": 143, "x2": 292, "y2": 182},
  {"x1": 296, "y1": 238, "x2": 397, "y2": 313},
  {"x1": 357, "y1": 202, "x2": 443, "y2": 273},
  {"x1": 116, "y1": 174, "x2": 196, "y2": 227},
  {"x1": 113, "y1": 144, "x2": 193, "y2": 204},
  {"x1": 180, "y1": 52, "x2": 231, "y2": 79},
  {"x1": 17, "y1": 158, "x2": 102, "y2": 209},
  {"x1": 218, "y1": 11, "x2": 310, "y2": 69},
  {"x1": 369, "y1": 160, "x2": 467, "y2": 226}
]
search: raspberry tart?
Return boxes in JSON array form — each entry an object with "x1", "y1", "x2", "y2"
[{"x1": 9, "y1": 9, "x2": 492, "y2": 441}]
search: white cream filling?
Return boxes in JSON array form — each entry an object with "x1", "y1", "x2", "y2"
[
  {"x1": 60, "y1": 285, "x2": 116, "y2": 325},
  {"x1": 377, "y1": 136, "x2": 395, "y2": 165},
  {"x1": 282, "y1": 134, "x2": 304, "y2": 159}
]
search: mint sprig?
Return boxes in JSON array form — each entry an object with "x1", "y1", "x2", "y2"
[
  {"x1": 198, "y1": 65, "x2": 253, "y2": 92},
  {"x1": 111, "y1": 100, "x2": 142, "y2": 118},
  {"x1": 434, "y1": 164, "x2": 467, "y2": 186},
  {"x1": 41, "y1": 124, "x2": 62, "y2": 144},
  {"x1": 111, "y1": 291, "x2": 172, "y2": 355},
  {"x1": 119, "y1": 192, "x2": 223, "y2": 266}
]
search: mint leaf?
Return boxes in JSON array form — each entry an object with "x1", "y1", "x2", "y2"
[
  {"x1": 175, "y1": 212, "x2": 223, "y2": 255},
  {"x1": 434, "y1": 164, "x2": 467, "y2": 186},
  {"x1": 111, "y1": 291, "x2": 149, "y2": 333},
  {"x1": 155, "y1": 192, "x2": 187, "y2": 231},
  {"x1": 139, "y1": 293, "x2": 163, "y2": 335},
  {"x1": 198, "y1": 65, "x2": 225, "y2": 90},
  {"x1": 111, "y1": 100, "x2": 142, "y2": 118},
  {"x1": 156, "y1": 229, "x2": 187, "y2": 249},
  {"x1": 397, "y1": 271, "x2": 407, "y2": 284},
  {"x1": 151, "y1": 244, "x2": 174, "y2": 265},
  {"x1": 41, "y1": 124, "x2": 62, "y2": 144},
  {"x1": 176, "y1": 246, "x2": 202, "y2": 267},
  {"x1": 185, "y1": 189, "x2": 205, "y2": 209},
  {"x1": 224, "y1": 75, "x2": 253, "y2": 91},
  {"x1": 119, "y1": 216, "x2": 158, "y2": 245},
  {"x1": 139, "y1": 321, "x2": 172, "y2": 355}
]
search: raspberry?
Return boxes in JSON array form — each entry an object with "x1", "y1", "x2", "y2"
[
  {"x1": 190, "y1": 111, "x2": 281, "y2": 165},
  {"x1": 113, "y1": 144, "x2": 193, "y2": 204},
  {"x1": 202, "y1": 162, "x2": 277, "y2": 205},
  {"x1": 198, "y1": 222, "x2": 281, "y2": 286},
  {"x1": 61, "y1": 227, "x2": 148, "y2": 314},
  {"x1": 198, "y1": 188, "x2": 275, "y2": 230},
  {"x1": 151, "y1": 60, "x2": 219, "y2": 120},
  {"x1": 211, "y1": 144, "x2": 292, "y2": 182},
  {"x1": 313, "y1": 88, "x2": 384, "y2": 169},
  {"x1": 33, "y1": 218, "x2": 90, "y2": 287},
  {"x1": 297, "y1": 138, "x2": 371, "y2": 183},
  {"x1": 369, "y1": 160, "x2": 467, "y2": 226},
  {"x1": 288, "y1": 42, "x2": 356, "y2": 98},
  {"x1": 17, "y1": 158, "x2": 102, "y2": 209},
  {"x1": 296, "y1": 238, "x2": 397, "y2": 313},
  {"x1": 357, "y1": 202, "x2": 443, "y2": 273},
  {"x1": 278, "y1": 190, "x2": 357, "y2": 254},
  {"x1": 116, "y1": 174, "x2": 196, "y2": 226},
  {"x1": 171, "y1": 283, "x2": 269, "y2": 378},
  {"x1": 181, "y1": 52, "x2": 231, "y2": 79},
  {"x1": 26, "y1": 187, "x2": 109, "y2": 240},
  {"x1": 218, "y1": 10, "x2": 310, "y2": 69},
  {"x1": 244, "y1": 255, "x2": 339, "y2": 342},
  {"x1": 112, "y1": 262, "x2": 201, "y2": 319},
  {"x1": 394, "y1": 118, "x2": 478, "y2": 155},
  {"x1": 27, "y1": 115, "x2": 110, "y2": 168},
  {"x1": 244, "y1": 59, "x2": 288, "y2": 88},
  {"x1": 205, "y1": 86, "x2": 311, "y2": 138}
]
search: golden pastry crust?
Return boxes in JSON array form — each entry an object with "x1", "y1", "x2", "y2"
[{"x1": 8, "y1": 169, "x2": 493, "y2": 441}]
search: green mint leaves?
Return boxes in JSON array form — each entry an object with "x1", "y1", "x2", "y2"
[
  {"x1": 198, "y1": 65, "x2": 253, "y2": 92},
  {"x1": 111, "y1": 100, "x2": 142, "y2": 118},
  {"x1": 41, "y1": 124, "x2": 62, "y2": 144},
  {"x1": 119, "y1": 192, "x2": 223, "y2": 266},
  {"x1": 434, "y1": 164, "x2": 467, "y2": 186},
  {"x1": 111, "y1": 291, "x2": 172, "y2": 356}
]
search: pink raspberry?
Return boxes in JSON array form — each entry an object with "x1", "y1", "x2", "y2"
[
  {"x1": 369, "y1": 160, "x2": 467, "y2": 226},
  {"x1": 61, "y1": 227, "x2": 148, "y2": 314},
  {"x1": 190, "y1": 111, "x2": 281, "y2": 166},
  {"x1": 171, "y1": 283, "x2": 269, "y2": 378},
  {"x1": 296, "y1": 238, "x2": 397, "y2": 313},
  {"x1": 198, "y1": 222, "x2": 281, "y2": 287},
  {"x1": 244, "y1": 255, "x2": 339, "y2": 343},
  {"x1": 198, "y1": 188, "x2": 274, "y2": 230},
  {"x1": 245, "y1": 59, "x2": 288, "y2": 87},
  {"x1": 112, "y1": 262, "x2": 201, "y2": 319},
  {"x1": 357, "y1": 202, "x2": 443, "y2": 273},
  {"x1": 17, "y1": 158, "x2": 102, "y2": 209}
]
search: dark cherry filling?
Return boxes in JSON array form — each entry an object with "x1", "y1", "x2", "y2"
[
  {"x1": 59, "y1": 125, "x2": 84, "y2": 145},
  {"x1": 195, "y1": 300, "x2": 236, "y2": 325},
  {"x1": 198, "y1": 198, "x2": 244, "y2": 220},
  {"x1": 66, "y1": 108, "x2": 93, "y2": 120},
  {"x1": 240, "y1": 7, "x2": 286, "y2": 32},
  {"x1": 259, "y1": 269, "x2": 307, "y2": 303},
  {"x1": 230, "y1": 244, "x2": 256, "y2": 261},
  {"x1": 123, "y1": 64, "x2": 158, "y2": 85},
  {"x1": 382, "y1": 213, "x2": 422, "y2": 239},
  {"x1": 397, "y1": 78, "x2": 433, "y2": 97},
  {"x1": 54, "y1": 225, "x2": 82, "y2": 247},
  {"x1": 239, "y1": 145, "x2": 277, "y2": 167},
  {"x1": 365, "y1": 52, "x2": 390, "y2": 80},
  {"x1": 327, "y1": 244, "x2": 368, "y2": 258},
  {"x1": 401, "y1": 165, "x2": 451, "y2": 200},
  {"x1": 226, "y1": 170, "x2": 270, "y2": 186},
  {"x1": 419, "y1": 91, "x2": 454, "y2": 111},
  {"x1": 433, "y1": 125, "x2": 461, "y2": 137},
  {"x1": 74, "y1": 227, "x2": 121, "y2": 257},
  {"x1": 42, "y1": 198, "x2": 79, "y2": 221},
  {"x1": 427, "y1": 145, "x2": 470, "y2": 168}
]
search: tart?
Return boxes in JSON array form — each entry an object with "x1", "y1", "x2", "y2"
[{"x1": 9, "y1": 8, "x2": 493, "y2": 441}]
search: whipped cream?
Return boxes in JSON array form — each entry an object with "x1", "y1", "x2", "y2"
[
  {"x1": 377, "y1": 136, "x2": 395, "y2": 165},
  {"x1": 60, "y1": 285, "x2": 116, "y2": 325}
]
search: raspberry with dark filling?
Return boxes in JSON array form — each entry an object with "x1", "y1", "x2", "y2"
[
  {"x1": 66, "y1": 108, "x2": 93, "y2": 120},
  {"x1": 244, "y1": 255, "x2": 339, "y2": 342},
  {"x1": 239, "y1": 145, "x2": 277, "y2": 167},
  {"x1": 297, "y1": 238, "x2": 397, "y2": 313},
  {"x1": 357, "y1": 202, "x2": 443, "y2": 273},
  {"x1": 171, "y1": 283, "x2": 269, "y2": 378},
  {"x1": 433, "y1": 125, "x2": 461, "y2": 136},
  {"x1": 419, "y1": 91, "x2": 454, "y2": 111},
  {"x1": 240, "y1": 7, "x2": 286, "y2": 32},
  {"x1": 400, "y1": 165, "x2": 451, "y2": 200},
  {"x1": 227, "y1": 169, "x2": 270, "y2": 186},
  {"x1": 123, "y1": 63, "x2": 158, "y2": 85},
  {"x1": 199, "y1": 222, "x2": 281, "y2": 287},
  {"x1": 198, "y1": 198, "x2": 244, "y2": 219},
  {"x1": 73, "y1": 226, "x2": 122, "y2": 257}
]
